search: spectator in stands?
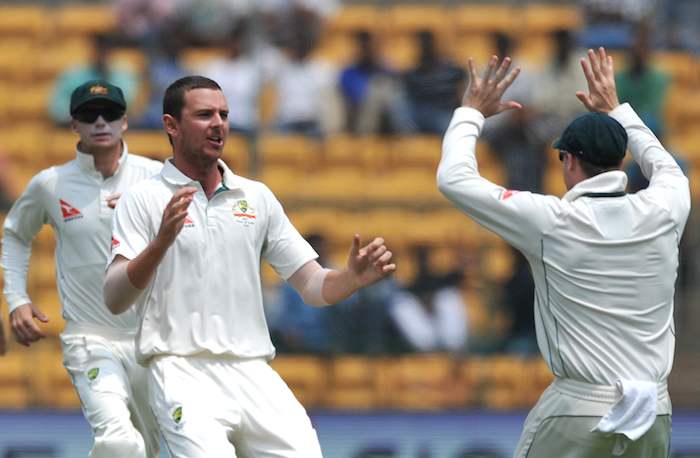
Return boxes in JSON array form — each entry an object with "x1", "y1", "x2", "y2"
[
  {"x1": 389, "y1": 245, "x2": 468, "y2": 353},
  {"x1": 114, "y1": 0, "x2": 178, "y2": 47},
  {"x1": 266, "y1": 233, "x2": 349, "y2": 354},
  {"x1": 579, "y1": 0, "x2": 653, "y2": 49},
  {"x1": 137, "y1": 23, "x2": 189, "y2": 129},
  {"x1": 661, "y1": 0, "x2": 700, "y2": 52},
  {"x1": 48, "y1": 34, "x2": 140, "y2": 126},
  {"x1": 338, "y1": 31, "x2": 404, "y2": 135},
  {"x1": 532, "y1": 29, "x2": 588, "y2": 141},
  {"x1": 501, "y1": 249, "x2": 537, "y2": 354},
  {"x1": 197, "y1": 19, "x2": 265, "y2": 135},
  {"x1": 0, "y1": 150, "x2": 17, "y2": 213},
  {"x1": 268, "y1": 8, "x2": 342, "y2": 137},
  {"x1": 616, "y1": 23, "x2": 670, "y2": 139},
  {"x1": 401, "y1": 30, "x2": 467, "y2": 135},
  {"x1": 482, "y1": 32, "x2": 545, "y2": 194}
]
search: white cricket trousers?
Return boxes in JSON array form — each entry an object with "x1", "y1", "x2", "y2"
[
  {"x1": 61, "y1": 323, "x2": 160, "y2": 458},
  {"x1": 514, "y1": 378, "x2": 672, "y2": 458},
  {"x1": 148, "y1": 354, "x2": 323, "y2": 458}
]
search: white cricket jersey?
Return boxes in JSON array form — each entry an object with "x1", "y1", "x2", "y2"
[
  {"x1": 109, "y1": 159, "x2": 318, "y2": 363},
  {"x1": 438, "y1": 103, "x2": 690, "y2": 386},
  {"x1": 1, "y1": 144, "x2": 162, "y2": 329}
]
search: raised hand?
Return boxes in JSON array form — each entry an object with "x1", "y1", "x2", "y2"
[
  {"x1": 9, "y1": 302, "x2": 49, "y2": 347},
  {"x1": 462, "y1": 55, "x2": 522, "y2": 118},
  {"x1": 105, "y1": 193, "x2": 122, "y2": 209},
  {"x1": 576, "y1": 47, "x2": 620, "y2": 114},
  {"x1": 155, "y1": 186, "x2": 197, "y2": 249},
  {"x1": 347, "y1": 234, "x2": 396, "y2": 288}
]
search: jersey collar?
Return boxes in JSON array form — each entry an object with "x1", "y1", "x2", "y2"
[
  {"x1": 161, "y1": 158, "x2": 242, "y2": 190},
  {"x1": 562, "y1": 170, "x2": 628, "y2": 202},
  {"x1": 75, "y1": 142, "x2": 129, "y2": 176}
]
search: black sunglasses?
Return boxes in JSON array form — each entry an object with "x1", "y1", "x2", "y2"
[
  {"x1": 558, "y1": 151, "x2": 567, "y2": 162},
  {"x1": 73, "y1": 107, "x2": 125, "y2": 123}
]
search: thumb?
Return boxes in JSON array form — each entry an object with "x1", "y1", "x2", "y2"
[
  {"x1": 503, "y1": 100, "x2": 523, "y2": 111},
  {"x1": 575, "y1": 92, "x2": 594, "y2": 111},
  {"x1": 349, "y1": 234, "x2": 361, "y2": 258},
  {"x1": 32, "y1": 305, "x2": 49, "y2": 323}
]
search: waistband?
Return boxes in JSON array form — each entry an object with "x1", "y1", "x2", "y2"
[
  {"x1": 62, "y1": 321, "x2": 137, "y2": 340},
  {"x1": 554, "y1": 377, "x2": 669, "y2": 403}
]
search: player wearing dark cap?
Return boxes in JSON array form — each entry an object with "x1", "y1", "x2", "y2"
[
  {"x1": 1, "y1": 80, "x2": 162, "y2": 457},
  {"x1": 438, "y1": 48, "x2": 689, "y2": 457}
]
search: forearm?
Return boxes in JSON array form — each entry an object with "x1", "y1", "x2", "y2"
[
  {"x1": 1, "y1": 230, "x2": 33, "y2": 313},
  {"x1": 103, "y1": 258, "x2": 142, "y2": 314},
  {"x1": 437, "y1": 107, "x2": 486, "y2": 198},
  {"x1": 322, "y1": 268, "x2": 360, "y2": 305},
  {"x1": 609, "y1": 103, "x2": 682, "y2": 181},
  {"x1": 104, "y1": 238, "x2": 169, "y2": 314}
]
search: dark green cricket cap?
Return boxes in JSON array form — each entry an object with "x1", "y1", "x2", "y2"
[
  {"x1": 553, "y1": 112, "x2": 628, "y2": 166},
  {"x1": 70, "y1": 80, "x2": 126, "y2": 115}
]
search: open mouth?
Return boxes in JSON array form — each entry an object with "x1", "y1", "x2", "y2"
[
  {"x1": 207, "y1": 136, "x2": 224, "y2": 147},
  {"x1": 92, "y1": 133, "x2": 111, "y2": 139}
]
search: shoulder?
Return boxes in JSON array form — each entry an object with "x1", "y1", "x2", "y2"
[
  {"x1": 125, "y1": 152, "x2": 163, "y2": 174},
  {"x1": 28, "y1": 162, "x2": 72, "y2": 190}
]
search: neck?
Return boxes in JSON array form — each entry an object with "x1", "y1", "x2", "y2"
[
  {"x1": 80, "y1": 141, "x2": 123, "y2": 178},
  {"x1": 172, "y1": 154, "x2": 222, "y2": 198}
]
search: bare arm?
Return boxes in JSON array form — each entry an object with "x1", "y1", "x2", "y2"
[
  {"x1": 288, "y1": 234, "x2": 396, "y2": 306},
  {"x1": 104, "y1": 187, "x2": 196, "y2": 314}
]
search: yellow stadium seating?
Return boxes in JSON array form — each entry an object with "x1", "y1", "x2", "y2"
[
  {"x1": 522, "y1": 4, "x2": 583, "y2": 34},
  {"x1": 454, "y1": 5, "x2": 517, "y2": 34},
  {"x1": 258, "y1": 134, "x2": 322, "y2": 172},
  {"x1": 325, "y1": 356, "x2": 381, "y2": 409},
  {"x1": 269, "y1": 356, "x2": 327, "y2": 408},
  {"x1": 325, "y1": 5, "x2": 383, "y2": 35},
  {"x1": 383, "y1": 354, "x2": 457, "y2": 410},
  {"x1": 54, "y1": 4, "x2": 116, "y2": 36},
  {"x1": 0, "y1": 5, "x2": 47, "y2": 40}
]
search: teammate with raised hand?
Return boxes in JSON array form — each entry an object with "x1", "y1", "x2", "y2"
[
  {"x1": 438, "y1": 48, "x2": 688, "y2": 457},
  {"x1": 104, "y1": 75, "x2": 395, "y2": 457}
]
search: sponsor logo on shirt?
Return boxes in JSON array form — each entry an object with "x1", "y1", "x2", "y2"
[
  {"x1": 111, "y1": 236, "x2": 120, "y2": 250},
  {"x1": 59, "y1": 199, "x2": 83, "y2": 222},
  {"x1": 499, "y1": 189, "x2": 519, "y2": 200},
  {"x1": 233, "y1": 199, "x2": 256, "y2": 226},
  {"x1": 184, "y1": 216, "x2": 194, "y2": 228}
]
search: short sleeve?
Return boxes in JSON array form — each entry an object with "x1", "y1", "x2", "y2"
[
  {"x1": 261, "y1": 186, "x2": 318, "y2": 280},
  {"x1": 109, "y1": 186, "x2": 153, "y2": 264}
]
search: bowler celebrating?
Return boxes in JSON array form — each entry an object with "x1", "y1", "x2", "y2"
[{"x1": 104, "y1": 76, "x2": 396, "y2": 457}]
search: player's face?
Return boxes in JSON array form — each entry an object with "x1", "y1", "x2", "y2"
[
  {"x1": 71, "y1": 103, "x2": 127, "y2": 153},
  {"x1": 171, "y1": 88, "x2": 229, "y2": 165}
]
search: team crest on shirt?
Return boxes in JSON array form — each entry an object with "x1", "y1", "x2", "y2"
[
  {"x1": 232, "y1": 199, "x2": 256, "y2": 226},
  {"x1": 111, "y1": 236, "x2": 120, "y2": 250},
  {"x1": 87, "y1": 367, "x2": 99, "y2": 381},
  {"x1": 59, "y1": 199, "x2": 83, "y2": 222},
  {"x1": 172, "y1": 406, "x2": 183, "y2": 425}
]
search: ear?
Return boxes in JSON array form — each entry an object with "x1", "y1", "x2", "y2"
[
  {"x1": 163, "y1": 114, "x2": 178, "y2": 139},
  {"x1": 70, "y1": 119, "x2": 79, "y2": 134},
  {"x1": 121, "y1": 115, "x2": 128, "y2": 133}
]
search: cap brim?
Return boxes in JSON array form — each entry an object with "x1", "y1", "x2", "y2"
[{"x1": 71, "y1": 97, "x2": 126, "y2": 114}]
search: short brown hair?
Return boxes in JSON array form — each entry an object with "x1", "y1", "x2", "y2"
[{"x1": 162, "y1": 76, "x2": 221, "y2": 120}]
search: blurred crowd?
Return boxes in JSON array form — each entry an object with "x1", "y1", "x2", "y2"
[{"x1": 2, "y1": 0, "x2": 698, "y2": 357}]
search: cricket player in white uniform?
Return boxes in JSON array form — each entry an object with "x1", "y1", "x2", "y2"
[
  {"x1": 437, "y1": 49, "x2": 689, "y2": 457},
  {"x1": 1, "y1": 80, "x2": 162, "y2": 458},
  {"x1": 103, "y1": 75, "x2": 396, "y2": 457}
]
